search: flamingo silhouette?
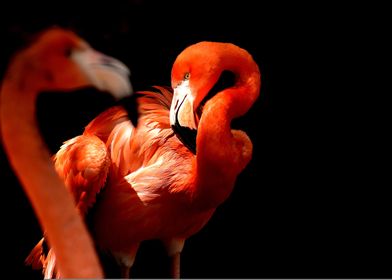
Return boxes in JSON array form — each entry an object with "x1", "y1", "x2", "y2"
[
  {"x1": 27, "y1": 41, "x2": 260, "y2": 278},
  {"x1": 0, "y1": 27, "x2": 132, "y2": 278}
]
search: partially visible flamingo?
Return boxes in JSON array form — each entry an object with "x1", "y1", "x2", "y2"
[
  {"x1": 0, "y1": 27, "x2": 132, "y2": 278},
  {"x1": 28, "y1": 41, "x2": 260, "y2": 278}
]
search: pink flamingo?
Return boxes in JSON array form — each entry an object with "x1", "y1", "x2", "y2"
[{"x1": 1, "y1": 27, "x2": 132, "y2": 278}]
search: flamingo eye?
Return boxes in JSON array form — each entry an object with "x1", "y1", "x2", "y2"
[{"x1": 184, "y1": 72, "x2": 190, "y2": 80}]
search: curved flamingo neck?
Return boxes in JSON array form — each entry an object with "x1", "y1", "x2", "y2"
[
  {"x1": 191, "y1": 67, "x2": 260, "y2": 210},
  {"x1": 0, "y1": 76, "x2": 103, "y2": 277}
]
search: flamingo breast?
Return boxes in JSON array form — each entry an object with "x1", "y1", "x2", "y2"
[{"x1": 90, "y1": 116, "x2": 214, "y2": 254}]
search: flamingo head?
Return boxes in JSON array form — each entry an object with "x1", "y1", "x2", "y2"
[
  {"x1": 170, "y1": 41, "x2": 258, "y2": 154},
  {"x1": 7, "y1": 27, "x2": 132, "y2": 99}
]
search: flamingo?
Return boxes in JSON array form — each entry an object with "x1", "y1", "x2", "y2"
[
  {"x1": 0, "y1": 27, "x2": 132, "y2": 278},
  {"x1": 27, "y1": 41, "x2": 261, "y2": 278}
]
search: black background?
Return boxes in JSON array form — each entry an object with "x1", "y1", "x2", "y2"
[{"x1": 0, "y1": 1, "x2": 388, "y2": 279}]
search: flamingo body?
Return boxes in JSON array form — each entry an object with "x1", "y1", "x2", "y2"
[
  {"x1": 93, "y1": 104, "x2": 215, "y2": 249},
  {"x1": 55, "y1": 88, "x2": 215, "y2": 259}
]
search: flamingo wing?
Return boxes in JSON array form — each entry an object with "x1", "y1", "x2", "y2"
[
  {"x1": 25, "y1": 135, "x2": 111, "y2": 278},
  {"x1": 54, "y1": 102, "x2": 140, "y2": 214},
  {"x1": 53, "y1": 134, "x2": 111, "y2": 215},
  {"x1": 25, "y1": 107, "x2": 127, "y2": 277}
]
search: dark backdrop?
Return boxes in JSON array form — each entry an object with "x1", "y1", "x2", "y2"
[{"x1": 0, "y1": 1, "x2": 388, "y2": 279}]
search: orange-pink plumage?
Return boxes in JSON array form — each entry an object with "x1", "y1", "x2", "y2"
[{"x1": 27, "y1": 42, "x2": 260, "y2": 278}]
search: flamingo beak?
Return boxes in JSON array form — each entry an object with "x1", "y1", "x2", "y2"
[
  {"x1": 170, "y1": 79, "x2": 198, "y2": 129},
  {"x1": 71, "y1": 48, "x2": 133, "y2": 100},
  {"x1": 170, "y1": 79, "x2": 198, "y2": 154}
]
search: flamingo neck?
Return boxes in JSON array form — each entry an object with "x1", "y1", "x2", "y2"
[
  {"x1": 0, "y1": 80, "x2": 103, "y2": 278},
  {"x1": 191, "y1": 84, "x2": 257, "y2": 210},
  {"x1": 1, "y1": 83, "x2": 52, "y2": 184}
]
